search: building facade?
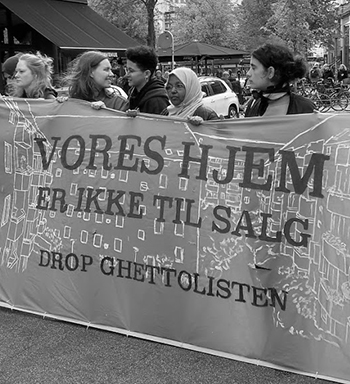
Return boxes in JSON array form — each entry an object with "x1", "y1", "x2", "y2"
[
  {"x1": 156, "y1": 0, "x2": 186, "y2": 33},
  {"x1": 338, "y1": 1, "x2": 350, "y2": 68}
]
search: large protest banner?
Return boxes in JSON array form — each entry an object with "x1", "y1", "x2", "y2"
[{"x1": 0, "y1": 96, "x2": 349, "y2": 383}]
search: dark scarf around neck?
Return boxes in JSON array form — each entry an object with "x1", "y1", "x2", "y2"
[{"x1": 252, "y1": 84, "x2": 290, "y2": 116}]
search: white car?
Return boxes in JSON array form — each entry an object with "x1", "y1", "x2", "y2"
[{"x1": 199, "y1": 76, "x2": 240, "y2": 118}]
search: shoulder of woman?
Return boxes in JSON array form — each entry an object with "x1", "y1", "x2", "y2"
[
  {"x1": 290, "y1": 93, "x2": 316, "y2": 111},
  {"x1": 194, "y1": 105, "x2": 219, "y2": 120}
]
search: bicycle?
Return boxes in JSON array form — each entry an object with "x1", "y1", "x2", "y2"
[{"x1": 329, "y1": 83, "x2": 349, "y2": 111}]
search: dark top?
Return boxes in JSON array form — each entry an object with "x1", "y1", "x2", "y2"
[
  {"x1": 161, "y1": 104, "x2": 219, "y2": 121},
  {"x1": 128, "y1": 77, "x2": 169, "y2": 114},
  {"x1": 71, "y1": 87, "x2": 128, "y2": 112},
  {"x1": 322, "y1": 69, "x2": 334, "y2": 80},
  {"x1": 231, "y1": 79, "x2": 242, "y2": 95},
  {"x1": 337, "y1": 70, "x2": 348, "y2": 82},
  {"x1": 23, "y1": 87, "x2": 57, "y2": 99},
  {"x1": 245, "y1": 93, "x2": 315, "y2": 117},
  {"x1": 95, "y1": 89, "x2": 128, "y2": 111},
  {"x1": 223, "y1": 79, "x2": 233, "y2": 90}
]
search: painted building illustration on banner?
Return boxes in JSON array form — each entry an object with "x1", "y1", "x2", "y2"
[
  {"x1": 0, "y1": 96, "x2": 350, "y2": 352},
  {"x1": 1, "y1": 98, "x2": 59, "y2": 273}
]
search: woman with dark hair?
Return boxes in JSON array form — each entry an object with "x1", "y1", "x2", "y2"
[
  {"x1": 244, "y1": 43, "x2": 315, "y2": 117},
  {"x1": 10, "y1": 52, "x2": 57, "y2": 99},
  {"x1": 63, "y1": 50, "x2": 128, "y2": 111},
  {"x1": 125, "y1": 45, "x2": 169, "y2": 114}
]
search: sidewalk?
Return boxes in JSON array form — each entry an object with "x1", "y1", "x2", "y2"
[{"x1": 0, "y1": 307, "x2": 336, "y2": 384}]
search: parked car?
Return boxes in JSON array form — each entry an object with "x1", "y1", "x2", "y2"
[{"x1": 199, "y1": 76, "x2": 240, "y2": 118}]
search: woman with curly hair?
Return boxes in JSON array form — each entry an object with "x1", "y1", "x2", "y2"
[
  {"x1": 10, "y1": 52, "x2": 57, "y2": 99},
  {"x1": 63, "y1": 50, "x2": 128, "y2": 111},
  {"x1": 245, "y1": 43, "x2": 315, "y2": 117}
]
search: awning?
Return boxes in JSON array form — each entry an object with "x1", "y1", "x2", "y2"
[
  {"x1": 158, "y1": 41, "x2": 249, "y2": 62},
  {"x1": 0, "y1": 0, "x2": 138, "y2": 51}
]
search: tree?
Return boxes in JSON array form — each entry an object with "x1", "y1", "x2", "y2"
[
  {"x1": 141, "y1": 0, "x2": 159, "y2": 47},
  {"x1": 264, "y1": 0, "x2": 338, "y2": 54},
  {"x1": 308, "y1": 0, "x2": 338, "y2": 48},
  {"x1": 88, "y1": 0, "x2": 161, "y2": 47},
  {"x1": 171, "y1": 0, "x2": 239, "y2": 48},
  {"x1": 264, "y1": 0, "x2": 314, "y2": 54},
  {"x1": 234, "y1": 0, "x2": 275, "y2": 51}
]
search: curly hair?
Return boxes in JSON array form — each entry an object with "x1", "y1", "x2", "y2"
[
  {"x1": 125, "y1": 45, "x2": 158, "y2": 76},
  {"x1": 9, "y1": 52, "x2": 54, "y2": 98},
  {"x1": 252, "y1": 44, "x2": 307, "y2": 87},
  {"x1": 62, "y1": 51, "x2": 108, "y2": 101}
]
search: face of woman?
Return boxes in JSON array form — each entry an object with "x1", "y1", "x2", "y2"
[
  {"x1": 165, "y1": 75, "x2": 186, "y2": 106},
  {"x1": 125, "y1": 60, "x2": 149, "y2": 91},
  {"x1": 15, "y1": 60, "x2": 35, "y2": 91},
  {"x1": 246, "y1": 56, "x2": 274, "y2": 91},
  {"x1": 91, "y1": 59, "x2": 113, "y2": 90}
]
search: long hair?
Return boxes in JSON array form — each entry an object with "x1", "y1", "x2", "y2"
[
  {"x1": 62, "y1": 51, "x2": 108, "y2": 101},
  {"x1": 10, "y1": 52, "x2": 54, "y2": 98},
  {"x1": 252, "y1": 44, "x2": 307, "y2": 88}
]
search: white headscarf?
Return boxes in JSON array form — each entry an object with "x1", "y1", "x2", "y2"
[{"x1": 166, "y1": 67, "x2": 203, "y2": 117}]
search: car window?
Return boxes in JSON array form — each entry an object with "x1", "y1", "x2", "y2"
[
  {"x1": 201, "y1": 84, "x2": 210, "y2": 97},
  {"x1": 210, "y1": 81, "x2": 226, "y2": 95}
]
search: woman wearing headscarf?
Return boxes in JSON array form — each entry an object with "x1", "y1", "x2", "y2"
[{"x1": 162, "y1": 67, "x2": 219, "y2": 121}]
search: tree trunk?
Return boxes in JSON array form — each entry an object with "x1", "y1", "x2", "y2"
[{"x1": 146, "y1": 0, "x2": 156, "y2": 47}]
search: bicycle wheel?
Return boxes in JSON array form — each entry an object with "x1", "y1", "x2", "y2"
[
  {"x1": 331, "y1": 92, "x2": 349, "y2": 111},
  {"x1": 309, "y1": 93, "x2": 320, "y2": 108},
  {"x1": 310, "y1": 93, "x2": 331, "y2": 112},
  {"x1": 317, "y1": 93, "x2": 332, "y2": 112}
]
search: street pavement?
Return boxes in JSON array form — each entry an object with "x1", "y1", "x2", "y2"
[{"x1": 0, "y1": 307, "x2": 337, "y2": 384}]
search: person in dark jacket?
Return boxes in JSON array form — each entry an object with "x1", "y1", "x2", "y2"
[
  {"x1": 337, "y1": 64, "x2": 348, "y2": 83},
  {"x1": 1, "y1": 52, "x2": 23, "y2": 95},
  {"x1": 322, "y1": 64, "x2": 334, "y2": 81},
  {"x1": 222, "y1": 71, "x2": 233, "y2": 90},
  {"x1": 161, "y1": 67, "x2": 219, "y2": 122},
  {"x1": 125, "y1": 45, "x2": 169, "y2": 114},
  {"x1": 244, "y1": 43, "x2": 315, "y2": 117}
]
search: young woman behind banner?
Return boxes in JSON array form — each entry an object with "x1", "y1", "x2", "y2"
[
  {"x1": 62, "y1": 50, "x2": 128, "y2": 111},
  {"x1": 244, "y1": 44, "x2": 315, "y2": 117},
  {"x1": 10, "y1": 52, "x2": 57, "y2": 99}
]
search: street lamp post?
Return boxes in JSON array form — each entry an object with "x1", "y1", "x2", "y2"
[{"x1": 157, "y1": 31, "x2": 174, "y2": 71}]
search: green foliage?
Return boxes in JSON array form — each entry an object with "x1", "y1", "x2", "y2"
[
  {"x1": 234, "y1": 0, "x2": 274, "y2": 51},
  {"x1": 234, "y1": 0, "x2": 338, "y2": 54},
  {"x1": 88, "y1": 0, "x2": 339, "y2": 55},
  {"x1": 308, "y1": 0, "x2": 338, "y2": 48},
  {"x1": 88, "y1": 0, "x2": 148, "y2": 44},
  {"x1": 171, "y1": 0, "x2": 239, "y2": 48},
  {"x1": 264, "y1": 0, "x2": 314, "y2": 54}
]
